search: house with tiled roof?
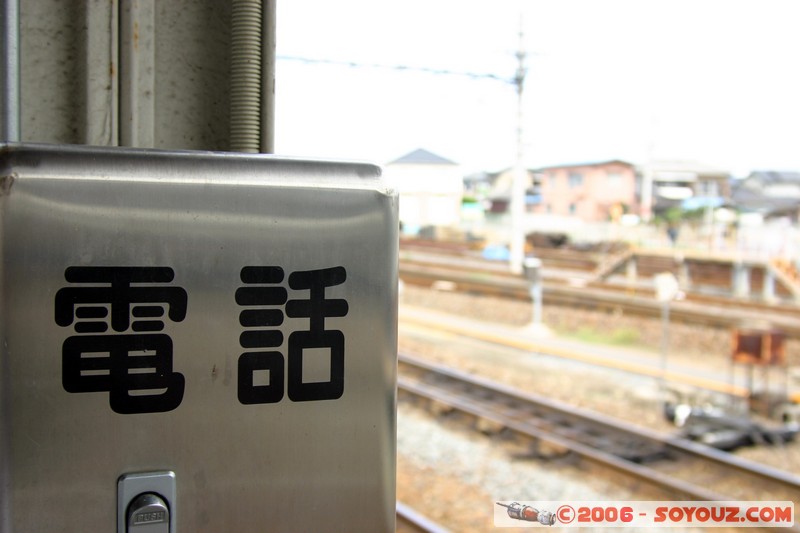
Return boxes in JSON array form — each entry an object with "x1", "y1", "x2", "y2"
[
  {"x1": 487, "y1": 159, "x2": 734, "y2": 222},
  {"x1": 643, "y1": 160, "x2": 731, "y2": 218},
  {"x1": 733, "y1": 170, "x2": 800, "y2": 220},
  {"x1": 383, "y1": 148, "x2": 463, "y2": 233}
]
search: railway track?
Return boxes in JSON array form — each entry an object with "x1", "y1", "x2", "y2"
[
  {"x1": 398, "y1": 352, "x2": 800, "y2": 508},
  {"x1": 400, "y1": 261, "x2": 800, "y2": 338}
]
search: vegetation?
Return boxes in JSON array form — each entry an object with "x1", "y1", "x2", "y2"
[{"x1": 567, "y1": 326, "x2": 642, "y2": 347}]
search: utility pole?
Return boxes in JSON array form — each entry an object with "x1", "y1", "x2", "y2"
[{"x1": 508, "y1": 14, "x2": 527, "y2": 274}]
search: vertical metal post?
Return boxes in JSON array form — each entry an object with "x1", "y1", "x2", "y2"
[
  {"x1": 508, "y1": 11, "x2": 526, "y2": 274},
  {"x1": 678, "y1": 259, "x2": 691, "y2": 288},
  {"x1": 261, "y1": 0, "x2": 276, "y2": 154},
  {"x1": 524, "y1": 257, "x2": 543, "y2": 327},
  {"x1": 0, "y1": 0, "x2": 20, "y2": 142},
  {"x1": 733, "y1": 261, "x2": 750, "y2": 298},
  {"x1": 763, "y1": 267, "x2": 776, "y2": 302},
  {"x1": 641, "y1": 166, "x2": 654, "y2": 222},
  {"x1": 621, "y1": 254, "x2": 635, "y2": 296},
  {"x1": 230, "y1": 0, "x2": 263, "y2": 153},
  {"x1": 120, "y1": 0, "x2": 155, "y2": 148},
  {"x1": 728, "y1": 342, "x2": 735, "y2": 408},
  {"x1": 531, "y1": 268, "x2": 542, "y2": 327},
  {"x1": 659, "y1": 300, "x2": 670, "y2": 394},
  {"x1": 0, "y1": 1, "x2": 18, "y2": 528},
  {"x1": 84, "y1": 0, "x2": 119, "y2": 146},
  {"x1": 654, "y1": 272, "x2": 678, "y2": 395}
]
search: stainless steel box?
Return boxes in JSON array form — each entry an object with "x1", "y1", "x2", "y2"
[{"x1": 0, "y1": 144, "x2": 398, "y2": 531}]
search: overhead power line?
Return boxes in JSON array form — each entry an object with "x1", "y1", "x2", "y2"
[
  {"x1": 280, "y1": 36, "x2": 530, "y2": 275},
  {"x1": 277, "y1": 55, "x2": 514, "y2": 84}
]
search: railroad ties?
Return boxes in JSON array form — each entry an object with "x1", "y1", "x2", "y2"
[
  {"x1": 399, "y1": 248, "x2": 800, "y2": 338},
  {"x1": 398, "y1": 352, "x2": 800, "y2": 504}
]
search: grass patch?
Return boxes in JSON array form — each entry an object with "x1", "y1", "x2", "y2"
[{"x1": 569, "y1": 326, "x2": 642, "y2": 346}]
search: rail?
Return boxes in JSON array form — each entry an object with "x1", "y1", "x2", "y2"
[
  {"x1": 400, "y1": 262, "x2": 800, "y2": 338},
  {"x1": 398, "y1": 352, "x2": 800, "y2": 507}
]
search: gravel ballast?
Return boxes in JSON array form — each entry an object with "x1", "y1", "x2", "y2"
[{"x1": 396, "y1": 285, "x2": 800, "y2": 531}]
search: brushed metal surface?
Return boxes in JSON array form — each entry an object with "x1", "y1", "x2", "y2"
[{"x1": 0, "y1": 143, "x2": 398, "y2": 532}]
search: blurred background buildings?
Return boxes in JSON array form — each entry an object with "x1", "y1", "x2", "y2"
[{"x1": 389, "y1": 147, "x2": 800, "y2": 261}]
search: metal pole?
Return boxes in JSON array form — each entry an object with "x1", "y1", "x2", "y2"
[
  {"x1": 0, "y1": 0, "x2": 20, "y2": 142},
  {"x1": 0, "y1": 3, "x2": 18, "y2": 525},
  {"x1": 531, "y1": 274, "x2": 542, "y2": 327},
  {"x1": 260, "y1": 0, "x2": 276, "y2": 153},
  {"x1": 508, "y1": 12, "x2": 526, "y2": 274},
  {"x1": 120, "y1": 0, "x2": 155, "y2": 148},
  {"x1": 230, "y1": 0, "x2": 263, "y2": 153},
  {"x1": 524, "y1": 257, "x2": 543, "y2": 332},
  {"x1": 660, "y1": 300, "x2": 670, "y2": 394}
]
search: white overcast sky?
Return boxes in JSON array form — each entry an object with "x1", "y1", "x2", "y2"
[{"x1": 275, "y1": 0, "x2": 800, "y2": 176}]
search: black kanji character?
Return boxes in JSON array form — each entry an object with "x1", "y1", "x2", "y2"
[
  {"x1": 236, "y1": 266, "x2": 287, "y2": 404},
  {"x1": 55, "y1": 266, "x2": 187, "y2": 332},
  {"x1": 55, "y1": 266, "x2": 187, "y2": 414},
  {"x1": 62, "y1": 334, "x2": 185, "y2": 414},
  {"x1": 286, "y1": 266, "x2": 348, "y2": 402}
]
